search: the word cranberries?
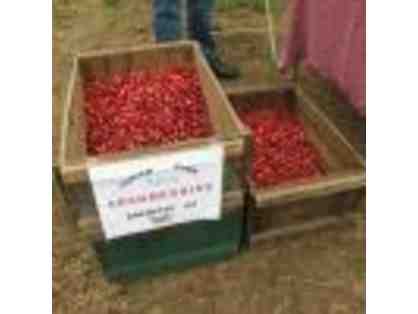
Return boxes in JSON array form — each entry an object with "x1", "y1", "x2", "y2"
[
  {"x1": 84, "y1": 67, "x2": 213, "y2": 155},
  {"x1": 237, "y1": 104, "x2": 324, "y2": 187}
]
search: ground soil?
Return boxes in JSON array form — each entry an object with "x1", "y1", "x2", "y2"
[{"x1": 53, "y1": 1, "x2": 365, "y2": 313}]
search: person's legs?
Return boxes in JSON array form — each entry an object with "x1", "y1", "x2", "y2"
[
  {"x1": 186, "y1": 0, "x2": 216, "y2": 58},
  {"x1": 187, "y1": 0, "x2": 240, "y2": 79},
  {"x1": 153, "y1": 0, "x2": 181, "y2": 42}
]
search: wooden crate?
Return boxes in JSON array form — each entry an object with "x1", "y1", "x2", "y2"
[
  {"x1": 226, "y1": 85, "x2": 366, "y2": 245},
  {"x1": 58, "y1": 41, "x2": 251, "y2": 242}
]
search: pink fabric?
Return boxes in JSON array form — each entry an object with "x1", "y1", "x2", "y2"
[{"x1": 280, "y1": 0, "x2": 365, "y2": 116}]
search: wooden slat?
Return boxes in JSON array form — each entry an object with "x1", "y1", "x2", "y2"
[
  {"x1": 79, "y1": 55, "x2": 108, "y2": 80},
  {"x1": 253, "y1": 169, "x2": 365, "y2": 208},
  {"x1": 61, "y1": 136, "x2": 237, "y2": 185},
  {"x1": 296, "y1": 88, "x2": 365, "y2": 169},
  {"x1": 250, "y1": 212, "x2": 359, "y2": 245},
  {"x1": 302, "y1": 118, "x2": 344, "y2": 172},
  {"x1": 59, "y1": 58, "x2": 89, "y2": 184},
  {"x1": 53, "y1": 166, "x2": 78, "y2": 232},
  {"x1": 226, "y1": 82, "x2": 296, "y2": 99},
  {"x1": 77, "y1": 41, "x2": 194, "y2": 60},
  {"x1": 193, "y1": 45, "x2": 252, "y2": 184},
  {"x1": 194, "y1": 45, "x2": 225, "y2": 138},
  {"x1": 87, "y1": 136, "x2": 220, "y2": 168},
  {"x1": 253, "y1": 188, "x2": 363, "y2": 233}
]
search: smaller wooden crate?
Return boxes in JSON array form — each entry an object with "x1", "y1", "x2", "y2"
[
  {"x1": 58, "y1": 41, "x2": 251, "y2": 242},
  {"x1": 226, "y1": 86, "x2": 366, "y2": 245}
]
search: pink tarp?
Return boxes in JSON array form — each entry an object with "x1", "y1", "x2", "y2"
[{"x1": 280, "y1": 0, "x2": 365, "y2": 116}]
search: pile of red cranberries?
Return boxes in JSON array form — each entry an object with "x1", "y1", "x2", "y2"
[
  {"x1": 237, "y1": 105, "x2": 324, "y2": 187},
  {"x1": 84, "y1": 67, "x2": 213, "y2": 155}
]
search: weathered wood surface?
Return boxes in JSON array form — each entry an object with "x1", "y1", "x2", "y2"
[
  {"x1": 226, "y1": 86, "x2": 365, "y2": 243},
  {"x1": 58, "y1": 41, "x2": 249, "y2": 237},
  {"x1": 60, "y1": 41, "x2": 250, "y2": 182}
]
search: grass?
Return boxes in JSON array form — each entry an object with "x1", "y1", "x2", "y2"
[
  {"x1": 103, "y1": 0, "x2": 120, "y2": 7},
  {"x1": 217, "y1": 0, "x2": 285, "y2": 12},
  {"x1": 217, "y1": 0, "x2": 266, "y2": 12}
]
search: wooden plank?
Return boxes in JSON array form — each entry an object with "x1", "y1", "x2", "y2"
[
  {"x1": 250, "y1": 212, "x2": 359, "y2": 245},
  {"x1": 226, "y1": 82, "x2": 296, "y2": 99},
  {"x1": 79, "y1": 55, "x2": 108, "y2": 80},
  {"x1": 87, "y1": 137, "x2": 221, "y2": 168},
  {"x1": 296, "y1": 88, "x2": 365, "y2": 169},
  {"x1": 299, "y1": 69, "x2": 366, "y2": 156},
  {"x1": 301, "y1": 117, "x2": 344, "y2": 172},
  {"x1": 53, "y1": 166, "x2": 79, "y2": 232},
  {"x1": 61, "y1": 137, "x2": 246, "y2": 185},
  {"x1": 76, "y1": 41, "x2": 194, "y2": 60},
  {"x1": 253, "y1": 169, "x2": 365, "y2": 208},
  {"x1": 106, "y1": 52, "x2": 132, "y2": 74},
  {"x1": 255, "y1": 188, "x2": 363, "y2": 232},
  {"x1": 59, "y1": 58, "x2": 89, "y2": 184},
  {"x1": 193, "y1": 45, "x2": 252, "y2": 179},
  {"x1": 194, "y1": 45, "x2": 225, "y2": 138},
  {"x1": 193, "y1": 43, "x2": 251, "y2": 145}
]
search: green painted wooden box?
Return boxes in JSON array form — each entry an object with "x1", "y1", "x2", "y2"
[{"x1": 94, "y1": 208, "x2": 244, "y2": 281}]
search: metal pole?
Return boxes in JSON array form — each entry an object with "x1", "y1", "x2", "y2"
[{"x1": 265, "y1": 0, "x2": 279, "y2": 67}]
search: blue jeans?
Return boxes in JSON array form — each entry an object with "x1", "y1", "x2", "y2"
[{"x1": 152, "y1": 0, "x2": 216, "y2": 58}]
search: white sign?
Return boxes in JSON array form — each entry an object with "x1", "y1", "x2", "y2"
[{"x1": 88, "y1": 144, "x2": 224, "y2": 240}]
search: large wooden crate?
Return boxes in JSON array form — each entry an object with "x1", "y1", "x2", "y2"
[
  {"x1": 226, "y1": 86, "x2": 365, "y2": 245},
  {"x1": 58, "y1": 41, "x2": 251, "y2": 242},
  {"x1": 56, "y1": 42, "x2": 251, "y2": 280}
]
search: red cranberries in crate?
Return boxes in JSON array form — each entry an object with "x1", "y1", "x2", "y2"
[
  {"x1": 237, "y1": 105, "x2": 324, "y2": 188},
  {"x1": 84, "y1": 67, "x2": 213, "y2": 155}
]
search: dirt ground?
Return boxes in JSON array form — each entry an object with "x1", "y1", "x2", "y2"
[{"x1": 53, "y1": 1, "x2": 365, "y2": 313}]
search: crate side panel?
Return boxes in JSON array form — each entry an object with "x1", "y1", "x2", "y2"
[
  {"x1": 299, "y1": 67, "x2": 366, "y2": 156},
  {"x1": 253, "y1": 189, "x2": 364, "y2": 235},
  {"x1": 297, "y1": 89, "x2": 364, "y2": 170},
  {"x1": 62, "y1": 63, "x2": 88, "y2": 182},
  {"x1": 129, "y1": 44, "x2": 195, "y2": 73}
]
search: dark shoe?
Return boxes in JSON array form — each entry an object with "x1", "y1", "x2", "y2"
[{"x1": 207, "y1": 54, "x2": 240, "y2": 79}]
